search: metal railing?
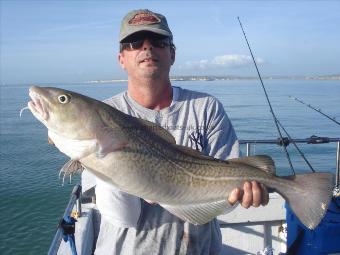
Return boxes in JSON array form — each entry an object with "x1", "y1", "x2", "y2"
[
  {"x1": 239, "y1": 136, "x2": 340, "y2": 188},
  {"x1": 48, "y1": 185, "x2": 82, "y2": 255}
]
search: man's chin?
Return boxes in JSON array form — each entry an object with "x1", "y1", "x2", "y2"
[{"x1": 139, "y1": 69, "x2": 161, "y2": 79}]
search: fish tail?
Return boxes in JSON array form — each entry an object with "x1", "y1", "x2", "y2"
[{"x1": 278, "y1": 172, "x2": 334, "y2": 229}]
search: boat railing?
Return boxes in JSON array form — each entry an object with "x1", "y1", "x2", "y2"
[
  {"x1": 48, "y1": 185, "x2": 82, "y2": 255},
  {"x1": 239, "y1": 135, "x2": 340, "y2": 188},
  {"x1": 47, "y1": 136, "x2": 340, "y2": 254}
]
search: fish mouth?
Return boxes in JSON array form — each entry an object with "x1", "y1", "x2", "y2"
[{"x1": 28, "y1": 87, "x2": 49, "y2": 122}]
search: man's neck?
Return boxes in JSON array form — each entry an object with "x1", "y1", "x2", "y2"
[{"x1": 127, "y1": 77, "x2": 172, "y2": 111}]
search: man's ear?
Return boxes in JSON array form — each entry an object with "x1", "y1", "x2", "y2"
[
  {"x1": 170, "y1": 48, "x2": 176, "y2": 65},
  {"x1": 118, "y1": 53, "x2": 126, "y2": 69}
]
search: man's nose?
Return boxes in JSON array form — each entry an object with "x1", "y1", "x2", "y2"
[{"x1": 142, "y1": 39, "x2": 153, "y2": 50}]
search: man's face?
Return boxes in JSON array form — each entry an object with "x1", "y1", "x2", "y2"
[{"x1": 118, "y1": 32, "x2": 175, "y2": 79}]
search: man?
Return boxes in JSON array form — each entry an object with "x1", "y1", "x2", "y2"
[{"x1": 91, "y1": 9, "x2": 269, "y2": 254}]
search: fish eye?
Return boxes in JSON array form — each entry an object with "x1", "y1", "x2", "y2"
[{"x1": 58, "y1": 94, "x2": 70, "y2": 104}]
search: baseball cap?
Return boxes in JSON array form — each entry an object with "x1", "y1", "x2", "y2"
[{"x1": 119, "y1": 9, "x2": 173, "y2": 43}]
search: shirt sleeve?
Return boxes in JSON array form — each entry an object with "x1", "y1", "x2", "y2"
[{"x1": 204, "y1": 98, "x2": 239, "y2": 160}]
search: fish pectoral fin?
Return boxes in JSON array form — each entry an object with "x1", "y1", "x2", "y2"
[
  {"x1": 160, "y1": 199, "x2": 233, "y2": 225},
  {"x1": 96, "y1": 127, "x2": 128, "y2": 158},
  {"x1": 96, "y1": 141, "x2": 128, "y2": 158},
  {"x1": 59, "y1": 159, "x2": 85, "y2": 185},
  {"x1": 229, "y1": 155, "x2": 276, "y2": 174}
]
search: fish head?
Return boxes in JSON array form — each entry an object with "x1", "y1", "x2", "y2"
[
  {"x1": 28, "y1": 86, "x2": 104, "y2": 139},
  {"x1": 28, "y1": 86, "x2": 113, "y2": 159}
]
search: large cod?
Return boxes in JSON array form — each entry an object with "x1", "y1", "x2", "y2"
[{"x1": 27, "y1": 86, "x2": 334, "y2": 229}]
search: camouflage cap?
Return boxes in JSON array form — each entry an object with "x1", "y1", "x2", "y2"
[{"x1": 119, "y1": 9, "x2": 172, "y2": 42}]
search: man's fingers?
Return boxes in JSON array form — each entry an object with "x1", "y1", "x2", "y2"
[
  {"x1": 228, "y1": 182, "x2": 269, "y2": 208},
  {"x1": 228, "y1": 188, "x2": 242, "y2": 205},
  {"x1": 241, "y1": 181, "x2": 253, "y2": 208},
  {"x1": 260, "y1": 183, "x2": 269, "y2": 206},
  {"x1": 251, "y1": 181, "x2": 262, "y2": 207}
]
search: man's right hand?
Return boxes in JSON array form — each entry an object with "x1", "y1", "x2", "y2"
[{"x1": 228, "y1": 181, "x2": 269, "y2": 208}]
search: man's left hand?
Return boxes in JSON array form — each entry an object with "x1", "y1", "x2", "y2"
[{"x1": 228, "y1": 181, "x2": 269, "y2": 208}]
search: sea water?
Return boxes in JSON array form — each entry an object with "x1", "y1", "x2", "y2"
[{"x1": 0, "y1": 80, "x2": 339, "y2": 254}]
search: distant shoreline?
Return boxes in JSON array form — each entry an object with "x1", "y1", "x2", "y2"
[
  {"x1": 87, "y1": 75, "x2": 340, "y2": 84},
  {"x1": 1, "y1": 75, "x2": 339, "y2": 87}
]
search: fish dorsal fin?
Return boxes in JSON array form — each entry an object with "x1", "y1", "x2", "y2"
[
  {"x1": 229, "y1": 155, "x2": 276, "y2": 174},
  {"x1": 160, "y1": 199, "x2": 234, "y2": 225},
  {"x1": 134, "y1": 117, "x2": 176, "y2": 144},
  {"x1": 174, "y1": 145, "x2": 218, "y2": 160}
]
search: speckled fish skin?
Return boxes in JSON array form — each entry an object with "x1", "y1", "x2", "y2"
[{"x1": 27, "y1": 86, "x2": 334, "y2": 229}]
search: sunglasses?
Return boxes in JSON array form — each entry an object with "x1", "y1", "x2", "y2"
[{"x1": 120, "y1": 38, "x2": 171, "y2": 51}]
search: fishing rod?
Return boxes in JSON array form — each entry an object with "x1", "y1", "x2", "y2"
[
  {"x1": 289, "y1": 96, "x2": 340, "y2": 126},
  {"x1": 237, "y1": 17, "x2": 294, "y2": 174},
  {"x1": 237, "y1": 17, "x2": 316, "y2": 175},
  {"x1": 275, "y1": 118, "x2": 315, "y2": 172}
]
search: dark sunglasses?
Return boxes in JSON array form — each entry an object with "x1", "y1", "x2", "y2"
[{"x1": 120, "y1": 38, "x2": 171, "y2": 51}]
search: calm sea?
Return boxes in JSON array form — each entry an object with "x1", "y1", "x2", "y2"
[{"x1": 0, "y1": 80, "x2": 339, "y2": 254}]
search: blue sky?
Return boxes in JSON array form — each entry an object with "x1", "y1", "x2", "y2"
[{"x1": 1, "y1": 1, "x2": 340, "y2": 85}]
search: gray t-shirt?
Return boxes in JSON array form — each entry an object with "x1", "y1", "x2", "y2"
[{"x1": 92, "y1": 86, "x2": 239, "y2": 255}]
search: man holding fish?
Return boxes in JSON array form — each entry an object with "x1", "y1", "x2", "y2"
[
  {"x1": 90, "y1": 9, "x2": 269, "y2": 254},
  {"x1": 26, "y1": 8, "x2": 333, "y2": 255}
]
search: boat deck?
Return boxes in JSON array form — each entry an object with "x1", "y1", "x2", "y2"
[{"x1": 57, "y1": 193, "x2": 286, "y2": 255}]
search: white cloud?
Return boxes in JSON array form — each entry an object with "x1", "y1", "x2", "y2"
[
  {"x1": 182, "y1": 59, "x2": 209, "y2": 69},
  {"x1": 180, "y1": 54, "x2": 264, "y2": 70}
]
